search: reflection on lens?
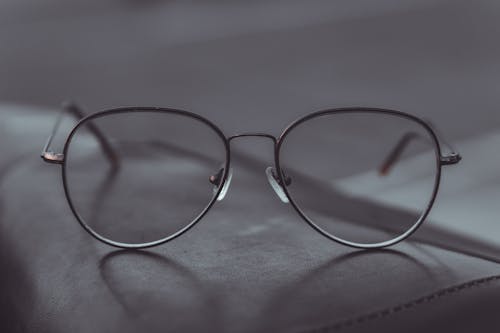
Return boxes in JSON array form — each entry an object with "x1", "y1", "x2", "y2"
[
  {"x1": 64, "y1": 110, "x2": 227, "y2": 246},
  {"x1": 278, "y1": 111, "x2": 439, "y2": 247}
]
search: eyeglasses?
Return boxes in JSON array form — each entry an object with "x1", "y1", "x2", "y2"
[{"x1": 41, "y1": 102, "x2": 461, "y2": 249}]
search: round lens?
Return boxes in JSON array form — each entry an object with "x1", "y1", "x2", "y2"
[
  {"x1": 278, "y1": 110, "x2": 439, "y2": 247},
  {"x1": 64, "y1": 109, "x2": 228, "y2": 247}
]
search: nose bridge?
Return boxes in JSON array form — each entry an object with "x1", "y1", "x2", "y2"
[
  {"x1": 227, "y1": 132, "x2": 277, "y2": 144},
  {"x1": 224, "y1": 132, "x2": 289, "y2": 204}
]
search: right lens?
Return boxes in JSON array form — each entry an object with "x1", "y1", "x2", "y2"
[
  {"x1": 63, "y1": 109, "x2": 228, "y2": 247},
  {"x1": 278, "y1": 110, "x2": 440, "y2": 247}
]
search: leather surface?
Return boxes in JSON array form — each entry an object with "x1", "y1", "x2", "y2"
[{"x1": 0, "y1": 108, "x2": 499, "y2": 333}]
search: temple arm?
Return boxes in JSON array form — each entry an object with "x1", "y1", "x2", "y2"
[
  {"x1": 379, "y1": 123, "x2": 462, "y2": 176},
  {"x1": 41, "y1": 101, "x2": 119, "y2": 167}
]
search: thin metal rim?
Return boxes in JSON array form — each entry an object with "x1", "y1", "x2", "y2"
[
  {"x1": 275, "y1": 107, "x2": 443, "y2": 249},
  {"x1": 57, "y1": 106, "x2": 446, "y2": 249},
  {"x1": 61, "y1": 107, "x2": 231, "y2": 249}
]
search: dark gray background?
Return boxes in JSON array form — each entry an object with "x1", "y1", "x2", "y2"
[{"x1": 1, "y1": 0, "x2": 500, "y2": 136}]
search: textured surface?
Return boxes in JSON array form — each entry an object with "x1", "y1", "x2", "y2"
[{"x1": 0, "y1": 107, "x2": 499, "y2": 332}]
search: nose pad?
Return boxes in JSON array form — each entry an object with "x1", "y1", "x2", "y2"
[
  {"x1": 265, "y1": 167, "x2": 290, "y2": 203},
  {"x1": 209, "y1": 166, "x2": 233, "y2": 201}
]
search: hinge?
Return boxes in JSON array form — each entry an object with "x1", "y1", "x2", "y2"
[
  {"x1": 41, "y1": 151, "x2": 65, "y2": 164},
  {"x1": 440, "y1": 152, "x2": 462, "y2": 166}
]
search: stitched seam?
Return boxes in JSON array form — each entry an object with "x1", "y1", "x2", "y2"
[{"x1": 301, "y1": 274, "x2": 500, "y2": 333}]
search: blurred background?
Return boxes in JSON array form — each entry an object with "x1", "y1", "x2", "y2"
[
  {"x1": 1, "y1": 0, "x2": 499, "y2": 133},
  {"x1": 1, "y1": 0, "x2": 499, "y2": 249}
]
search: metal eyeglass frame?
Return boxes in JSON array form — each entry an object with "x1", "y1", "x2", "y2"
[{"x1": 41, "y1": 102, "x2": 462, "y2": 249}]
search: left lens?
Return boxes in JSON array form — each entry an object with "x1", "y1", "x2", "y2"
[
  {"x1": 64, "y1": 109, "x2": 227, "y2": 247},
  {"x1": 277, "y1": 110, "x2": 440, "y2": 247}
]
